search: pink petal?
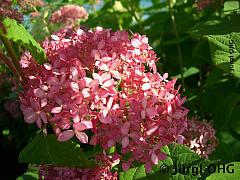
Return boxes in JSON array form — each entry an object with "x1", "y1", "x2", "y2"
[
  {"x1": 151, "y1": 153, "x2": 159, "y2": 165},
  {"x1": 99, "y1": 115, "x2": 112, "y2": 124},
  {"x1": 92, "y1": 73, "x2": 103, "y2": 84},
  {"x1": 122, "y1": 136, "x2": 129, "y2": 148},
  {"x1": 34, "y1": 88, "x2": 45, "y2": 98},
  {"x1": 73, "y1": 122, "x2": 87, "y2": 132},
  {"x1": 146, "y1": 125, "x2": 158, "y2": 136},
  {"x1": 121, "y1": 122, "x2": 130, "y2": 135},
  {"x1": 82, "y1": 88, "x2": 90, "y2": 98},
  {"x1": 107, "y1": 97, "x2": 113, "y2": 110},
  {"x1": 24, "y1": 109, "x2": 37, "y2": 124},
  {"x1": 75, "y1": 131, "x2": 88, "y2": 144},
  {"x1": 129, "y1": 131, "x2": 140, "y2": 140},
  {"x1": 142, "y1": 97, "x2": 147, "y2": 108},
  {"x1": 51, "y1": 35, "x2": 60, "y2": 41},
  {"x1": 103, "y1": 79, "x2": 114, "y2": 87},
  {"x1": 70, "y1": 67, "x2": 78, "y2": 81},
  {"x1": 102, "y1": 108, "x2": 108, "y2": 117},
  {"x1": 81, "y1": 120, "x2": 93, "y2": 129},
  {"x1": 141, "y1": 110, "x2": 146, "y2": 119},
  {"x1": 57, "y1": 130, "x2": 74, "y2": 141},
  {"x1": 122, "y1": 162, "x2": 130, "y2": 171},
  {"x1": 131, "y1": 39, "x2": 140, "y2": 48},
  {"x1": 144, "y1": 162, "x2": 152, "y2": 173},
  {"x1": 107, "y1": 139, "x2": 115, "y2": 148},
  {"x1": 111, "y1": 70, "x2": 122, "y2": 80},
  {"x1": 146, "y1": 107, "x2": 157, "y2": 118},
  {"x1": 142, "y1": 83, "x2": 151, "y2": 90},
  {"x1": 70, "y1": 82, "x2": 79, "y2": 92},
  {"x1": 51, "y1": 106, "x2": 62, "y2": 113},
  {"x1": 36, "y1": 116, "x2": 42, "y2": 129},
  {"x1": 79, "y1": 79, "x2": 86, "y2": 90},
  {"x1": 39, "y1": 111, "x2": 47, "y2": 123},
  {"x1": 41, "y1": 98, "x2": 47, "y2": 107},
  {"x1": 43, "y1": 63, "x2": 52, "y2": 70},
  {"x1": 30, "y1": 98, "x2": 40, "y2": 111},
  {"x1": 110, "y1": 59, "x2": 120, "y2": 70}
]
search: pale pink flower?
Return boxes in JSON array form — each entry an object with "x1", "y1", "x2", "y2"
[{"x1": 49, "y1": 5, "x2": 88, "y2": 24}]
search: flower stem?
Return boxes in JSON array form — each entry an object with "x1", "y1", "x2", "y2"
[
  {"x1": 0, "y1": 35, "x2": 27, "y2": 83},
  {"x1": 33, "y1": 6, "x2": 51, "y2": 35},
  {"x1": 167, "y1": 0, "x2": 185, "y2": 91},
  {"x1": 126, "y1": 0, "x2": 145, "y2": 35},
  {"x1": 0, "y1": 51, "x2": 21, "y2": 80}
]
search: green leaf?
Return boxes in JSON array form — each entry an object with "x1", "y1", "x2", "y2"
[
  {"x1": 16, "y1": 172, "x2": 39, "y2": 180},
  {"x1": 168, "y1": 143, "x2": 208, "y2": 179},
  {"x1": 207, "y1": 33, "x2": 240, "y2": 78},
  {"x1": 119, "y1": 165, "x2": 147, "y2": 180},
  {"x1": 206, "y1": 162, "x2": 240, "y2": 180},
  {"x1": 119, "y1": 145, "x2": 173, "y2": 180},
  {"x1": 189, "y1": 17, "x2": 240, "y2": 38},
  {"x1": 19, "y1": 134, "x2": 97, "y2": 167},
  {"x1": 171, "y1": 67, "x2": 199, "y2": 79},
  {"x1": 224, "y1": 1, "x2": 239, "y2": 12},
  {"x1": 0, "y1": 18, "x2": 47, "y2": 64},
  {"x1": 212, "y1": 92, "x2": 240, "y2": 124},
  {"x1": 146, "y1": 145, "x2": 173, "y2": 180}
]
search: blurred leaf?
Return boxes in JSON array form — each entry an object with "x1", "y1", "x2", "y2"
[
  {"x1": 162, "y1": 36, "x2": 189, "y2": 46},
  {"x1": 16, "y1": 172, "x2": 39, "y2": 180},
  {"x1": 206, "y1": 162, "x2": 240, "y2": 180},
  {"x1": 224, "y1": 1, "x2": 239, "y2": 12},
  {"x1": 189, "y1": 17, "x2": 240, "y2": 38},
  {"x1": 19, "y1": 134, "x2": 97, "y2": 167},
  {"x1": 209, "y1": 142, "x2": 235, "y2": 164},
  {"x1": 0, "y1": 18, "x2": 47, "y2": 64},
  {"x1": 212, "y1": 92, "x2": 240, "y2": 124},
  {"x1": 171, "y1": 67, "x2": 199, "y2": 79}
]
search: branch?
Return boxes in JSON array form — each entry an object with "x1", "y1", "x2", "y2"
[
  {"x1": 0, "y1": 51, "x2": 21, "y2": 81},
  {"x1": 0, "y1": 35, "x2": 27, "y2": 83},
  {"x1": 167, "y1": 0, "x2": 185, "y2": 90}
]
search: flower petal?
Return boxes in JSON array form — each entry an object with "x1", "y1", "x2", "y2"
[
  {"x1": 57, "y1": 130, "x2": 74, "y2": 141},
  {"x1": 75, "y1": 131, "x2": 88, "y2": 144},
  {"x1": 51, "y1": 106, "x2": 62, "y2": 113},
  {"x1": 122, "y1": 136, "x2": 129, "y2": 148}
]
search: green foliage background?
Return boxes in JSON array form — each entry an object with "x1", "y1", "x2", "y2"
[{"x1": 1, "y1": 0, "x2": 240, "y2": 179}]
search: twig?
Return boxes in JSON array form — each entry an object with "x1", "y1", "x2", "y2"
[
  {"x1": 126, "y1": 0, "x2": 145, "y2": 34},
  {"x1": 0, "y1": 51, "x2": 21, "y2": 81},
  {"x1": 33, "y1": 6, "x2": 51, "y2": 35},
  {"x1": 0, "y1": 35, "x2": 27, "y2": 83},
  {"x1": 167, "y1": 0, "x2": 185, "y2": 90}
]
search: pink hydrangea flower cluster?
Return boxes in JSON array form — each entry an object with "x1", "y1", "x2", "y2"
[
  {"x1": 19, "y1": 27, "x2": 189, "y2": 173},
  {"x1": 0, "y1": 0, "x2": 23, "y2": 34},
  {"x1": 49, "y1": 5, "x2": 88, "y2": 24},
  {"x1": 195, "y1": 0, "x2": 223, "y2": 10},
  {"x1": 38, "y1": 153, "x2": 119, "y2": 180},
  {"x1": 183, "y1": 117, "x2": 218, "y2": 159}
]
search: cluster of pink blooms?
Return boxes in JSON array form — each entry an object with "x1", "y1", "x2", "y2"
[
  {"x1": 183, "y1": 117, "x2": 218, "y2": 159},
  {"x1": 18, "y1": 0, "x2": 45, "y2": 11},
  {"x1": 20, "y1": 26, "x2": 192, "y2": 178},
  {"x1": 4, "y1": 99, "x2": 21, "y2": 119},
  {"x1": 195, "y1": 0, "x2": 223, "y2": 10},
  {"x1": 38, "y1": 153, "x2": 119, "y2": 180},
  {"x1": 0, "y1": 0, "x2": 23, "y2": 34},
  {"x1": 49, "y1": 5, "x2": 88, "y2": 24},
  {"x1": 0, "y1": 72, "x2": 21, "y2": 119}
]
